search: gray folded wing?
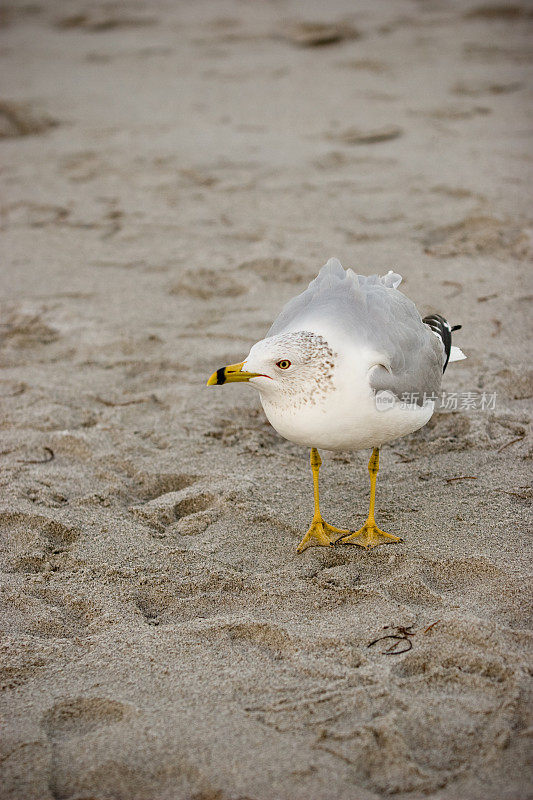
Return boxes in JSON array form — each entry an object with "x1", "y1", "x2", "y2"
[{"x1": 268, "y1": 257, "x2": 444, "y2": 402}]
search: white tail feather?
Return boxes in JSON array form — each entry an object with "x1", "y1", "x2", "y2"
[{"x1": 449, "y1": 345, "x2": 466, "y2": 362}]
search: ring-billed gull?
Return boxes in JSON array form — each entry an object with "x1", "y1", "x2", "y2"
[{"x1": 207, "y1": 258, "x2": 465, "y2": 552}]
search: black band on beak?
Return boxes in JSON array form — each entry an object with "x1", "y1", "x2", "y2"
[{"x1": 216, "y1": 367, "x2": 226, "y2": 385}]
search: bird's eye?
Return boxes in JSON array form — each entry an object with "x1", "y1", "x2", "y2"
[{"x1": 276, "y1": 359, "x2": 291, "y2": 369}]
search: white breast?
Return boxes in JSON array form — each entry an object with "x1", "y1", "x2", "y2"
[{"x1": 258, "y1": 342, "x2": 434, "y2": 452}]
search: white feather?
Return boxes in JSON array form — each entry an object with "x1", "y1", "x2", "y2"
[{"x1": 449, "y1": 345, "x2": 467, "y2": 362}]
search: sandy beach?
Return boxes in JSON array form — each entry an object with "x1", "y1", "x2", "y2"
[{"x1": 1, "y1": 1, "x2": 532, "y2": 798}]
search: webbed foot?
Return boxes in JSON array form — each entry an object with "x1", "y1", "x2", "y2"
[
  {"x1": 296, "y1": 517, "x2": 351, "y2": 553},
  {"x1": 336, "y1": 522, "x2": 402, "y2": 549}
]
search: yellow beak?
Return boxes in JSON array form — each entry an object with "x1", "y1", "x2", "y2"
[{"x1": 206, "y1": 362, "x2": 264, "y2": 386}]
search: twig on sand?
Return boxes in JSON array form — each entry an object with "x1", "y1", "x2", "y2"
[
  {"x1": 445, "y1": 475, "x2": 478, "y2": 483},
  {"x1": 393, "y1": 450, "x2": 414, "y2": 463},
  {"x1": 18, "y1": 447, "x2": 54, "y2": 464},
  {"x1": 500, "y1": 487, "x2": 531, "y2": 500},
  {"x1": 384, "y1": 638, "x2": 412, "y2": 654},
  {"x1": 423, "y1": 620, "x2": 441, "y2": 634},
  {"x1": 367, "y1": 625, "x2": 415, "y2": 655},
  {"x1": 368, "y1": 621, "x2": 442, "y2": 654},
  {"x1": 497, "y1": 435, "x2": 525, "y2": 453}
]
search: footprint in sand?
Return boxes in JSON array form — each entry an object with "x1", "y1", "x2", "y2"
[
  {"x1": 422, "y1": 215, "x2": 531, "y2": 260},
  {"x1": 0, "y1": 511, "x2": 80, "y2": 574},
  {"x1": 0, "y1": 101, "x2": 58, "y2": 138},
  {"x1": 41, "y1": 697, "x2": 137, "y2": 800},
  {"x1": 42, "y1": 697, "x2": 129, "y2": 739},
  {"x1": 169, "y1": 268, "x2": 246, "y2": 300},
  {"x1": 223, "y1": 621, "x2": 294, "y2": 658},
  {"x1": 1, "y1": 587, "x2": 101, "y2": 639},
  {"x1": 129, "y1": 486, "x2": 219, "y2": 538},
  {"x1": 237, "y1": 257, "x2": 311, "y2": 285},
  {"x1": 133, "y1": 471, "x2": 199, "y2": 502},
  {"x1": 54, "y1": 7, "x2": 156, "y2": 32}
]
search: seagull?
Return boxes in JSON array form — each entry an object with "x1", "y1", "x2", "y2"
[{"x1": 207, "y1": 258, "x2": 465, "y2": 553}]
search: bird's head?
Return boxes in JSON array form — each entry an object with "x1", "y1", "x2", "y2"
[{"x1": 207, "y1": 331, "x2": 337, "y2": 403}]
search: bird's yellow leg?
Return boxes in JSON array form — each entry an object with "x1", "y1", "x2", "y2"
[
  {"x1": 337, "y1": 448, "x2": 402, "y2": 549},
  {"x1": 296, "y1": 449, "x2": 351, "y2": 553}
]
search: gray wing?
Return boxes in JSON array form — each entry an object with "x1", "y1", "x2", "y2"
[
  {"x1": 368, "y1": 321, "x2": 444, "y2": 403},
  {"x1": 268, "y1": 257, "x2": 444, "y2": 401}
]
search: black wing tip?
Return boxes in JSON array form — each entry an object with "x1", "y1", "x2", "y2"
[{"x1": 422, "y1": 313, "x2": 462, "y2": 373}]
